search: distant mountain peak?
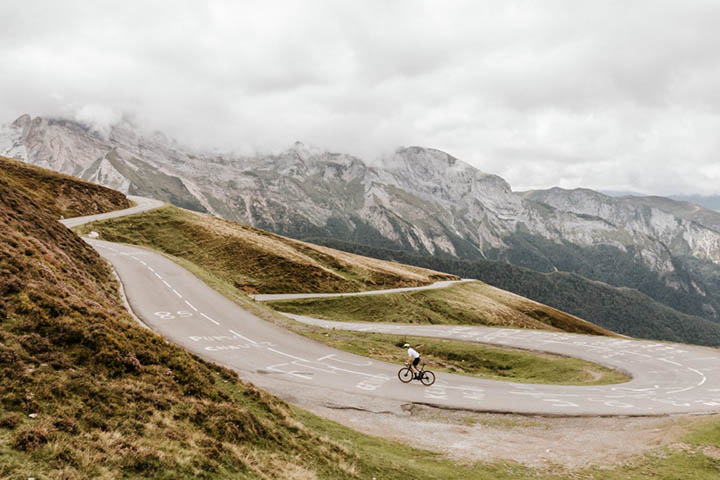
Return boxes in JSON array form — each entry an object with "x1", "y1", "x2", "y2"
[
  {"x1": 4, "y1": 113, "x2": 720, "y2": 303},
  {"x1": 12, "y1": 113, "x2": 31, "y2": 129},
  {"x1": 288, "y1": 140, "x2": 326, "y2": 162}
]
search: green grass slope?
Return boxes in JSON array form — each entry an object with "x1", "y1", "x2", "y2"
[
  {"x1": 76, "y1": 205, "x2": 457, "y2": 294},
  {"x1": 286, "y1": 325, "x2": 629, "y2": 385},
  {"x1": 270, "y1": 281, "x2": 615, "y2": 336}
]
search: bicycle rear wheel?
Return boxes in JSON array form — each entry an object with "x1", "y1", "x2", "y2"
[
  {"x1": 398, "y1": 367, "x2": 413, "y2": 383},
  {"x1": 420, "y1": 370, "x2": 436, "y2": 386}
]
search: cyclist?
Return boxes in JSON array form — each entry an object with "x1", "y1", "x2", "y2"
[{"x1": 404, "y1": 343, "x2": 421, "y2": 378}]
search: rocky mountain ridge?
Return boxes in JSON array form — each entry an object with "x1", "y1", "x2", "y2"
[{"x1": 3, "y1": 114, "x2": 720, "y2": 325}]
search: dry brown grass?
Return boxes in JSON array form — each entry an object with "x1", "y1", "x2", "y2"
[
  {"x1": 79, "y1": 205, "x2": 458, "y2": 294},
  {"x1": 272, "y1": 281, "x2": 615, "y2": 336},
  {"x1": 186, "y1": 209, "x2": 458, "y2": 287},
  {"x1": 0, "y1": 159, "x2": 361, "y2": 479},
  {"x1": 0, "y1": 155, "x2": 130, "y2": 218}
]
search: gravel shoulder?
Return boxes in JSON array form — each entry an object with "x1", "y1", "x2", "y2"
[{"x1": 303, "y1": 401, "x2": 715, "y2": 469}]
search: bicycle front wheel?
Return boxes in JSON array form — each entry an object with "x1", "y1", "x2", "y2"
[
  {"x1": 398, "y1": 367, "x2": 413, "y2": 383},
  {"x1": 420, "y1": 370, "x2": 436, "y2": 386}
]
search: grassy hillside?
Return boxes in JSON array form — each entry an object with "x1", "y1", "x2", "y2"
[
  {"x1": 270, "y1": 281, "x2": 615, "y2": 336},
  {"x1": 76, "y1": 205, "x2": 457, "y2": 294},
  {"x1": 0, "y1": 157, "x2": 362, "y2": 477},
  {"x1": 283, "y1": 324, "x2": 628, "y2": 385},
  {"x1": 0, "y1": 155, "x2": 130, "y2": 218},
  {"x1": 6, "y1": 161, "x2": 720, "y2": 478},
  {"x1": 78, "y1": 206, "x2": 613, "y2": 336},
  {"x1": 305, "y1": 238, "x2": 720, "y2": 347},
  {"x1": 2, "y1": 160, "x2": 547, "y2": 478},
  {"x1": 70, "y1": 207, "x2": 720, "y2": 478},
  {"x1": 0, "y1": 159, "x2": 466, "y2": 478}
]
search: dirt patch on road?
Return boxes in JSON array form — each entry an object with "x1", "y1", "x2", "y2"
[{"x1": 305, "y1": 402, "x2": 714, "y2": 469}]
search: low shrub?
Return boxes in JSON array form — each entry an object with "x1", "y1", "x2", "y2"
[{"x1": 0, "y1": 412, "x2": 22, "y2": 429}]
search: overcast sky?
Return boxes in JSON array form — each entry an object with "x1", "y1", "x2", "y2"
[{"x1": 1, "y1": 1, "x2": 719, "y2": 195}]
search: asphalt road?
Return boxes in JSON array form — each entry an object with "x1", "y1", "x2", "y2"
[
  {"x1": 59, "y1": 195, "x2": 165, "y2": 228},
  {"x1": 250, "y1": 279, "x2": 475, "y2": 301},
  {"x1": 66, "y1": 198, "x2": 720, "y2": 416}
]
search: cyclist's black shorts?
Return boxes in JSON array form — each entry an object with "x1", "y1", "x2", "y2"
[{"x1": 412, "y1": 357, "x2": 420, "y2": 367}]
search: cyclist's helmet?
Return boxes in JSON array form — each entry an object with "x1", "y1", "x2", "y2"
[{"x1": 403, "y1": 343, "x2": 410, "y2": 348}]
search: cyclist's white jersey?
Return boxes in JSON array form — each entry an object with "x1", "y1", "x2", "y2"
[{"x1": 408, "y1": 347, "x2": 420, "y2": 359}]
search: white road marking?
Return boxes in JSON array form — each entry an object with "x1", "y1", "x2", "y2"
[
  {"x1": 321, "y1": 363, "x2": 388, "y2": 379},
  {"x1": 172, "y1": 289, "x2": 182, "y2": 298},
  {"x1": 689, "y1": 368, "x2": 708, "y2": 386},
  {"x1": 266, "y1": 363, "x2": 313, "y2": 380},
  {"x1": 200, "y1": 313, "x2": 220, "y2": 326},
  {"x1": 267, "y1": 348, "x2": 309, "y2": 362},
  {"x1": 228, "y1": 329, "x2": 256, "y2": 344},
  {"x1": 667, "y1": 367, "x2": 707, "y2": 394},
  {"x1": 162, "y1": 280, "x2": 172, "y2": 288},
  {"x1": 154, "y1": 272, "x2": 162, "y2": 279},
  {"x1": 424, "y1": 386, "x2": 448, "y2": 400},
  {"x1": 439, "y1": 384, "x2": 487, "y2": 394},
  {"x1": 510, "y1": 391, "x2": 580, "y2": 398},
  {"x1": 184, "y1": 300, "x2": 198, "y2": 311},
  {"x1": 316, "y1": 354, "x2": 372, "y2": 367},
  {"x1": 543, "y1": 399, "x2": 579, "y2": 408},
  {"x1": 356, "y1": 380, "x2": 383, "y2": 391}
]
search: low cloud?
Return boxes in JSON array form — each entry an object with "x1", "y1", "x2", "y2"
[
  {"x1": 73, "y1": 104, "x2": 122, "y2": 139},
  {"x1": 1, "y1": 0, "x2": 719, "y2": 195}
]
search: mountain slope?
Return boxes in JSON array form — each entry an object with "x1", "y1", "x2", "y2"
[
  {"x1": 0, "y1": 140, "x2": 494, "y2": 479},
  {"x1": 4, "y1": 114, "x2": 720, "y2": 337},
  {"x1": 0, "y1": 155, "x2": 130, "y2": 217},
  {"x1": 521, "y1": 188, "x2": 720, "y2": 322},
  {"x1": 75, "y1": 205, "x2": 457, "y2": 294},
  {"x1": 76, "y1": 203, "x2": 614, "y2": 336},
  {"x1": 307, "y1": 238, "x2": 720, "y2": 346},
  {"x1": 5, "y1": 144, "x2": 720, "y2": 479},
  {"x1": 268, "y1": 281, "x2": 615, "y2": 336},
  {"x1": 0, "y1": 153, "x2": 370, "y2": 478}
]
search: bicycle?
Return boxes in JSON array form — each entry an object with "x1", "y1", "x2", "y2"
[{"x1": 398, "y1": 363, "x2": 436, "y2": 386}]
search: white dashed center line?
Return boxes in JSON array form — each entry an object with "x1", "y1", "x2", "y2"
[{"x1": 200, "y1": 313, "x2": 220, "y2": 326}]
